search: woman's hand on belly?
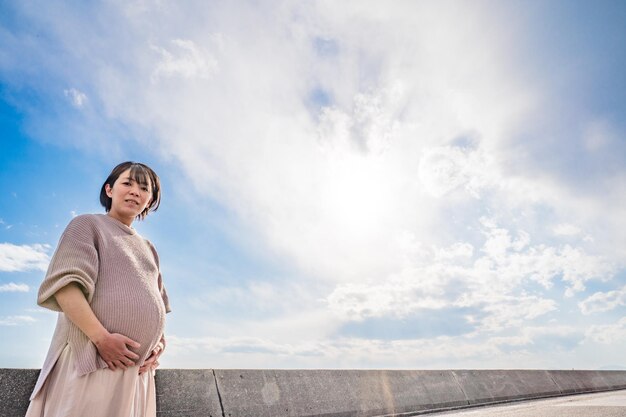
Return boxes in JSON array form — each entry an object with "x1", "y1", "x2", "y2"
[
  {"x1": 139, "y1": 336, "x2": 165, "y2": 375},
  {"x1": 54, "y1": 283, "x2": 142, "y2": 370},
  {"x1": 93, "y1": 331, "x2": 142, "y2": 371}
]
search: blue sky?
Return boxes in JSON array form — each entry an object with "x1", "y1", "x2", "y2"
[{"x1": 1, "y1": 0, "x2": 625, "y2": 370}]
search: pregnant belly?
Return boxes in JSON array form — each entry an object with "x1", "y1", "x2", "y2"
[{"x1": 91, "y1": 285, "x2": 166, "y2": 364}]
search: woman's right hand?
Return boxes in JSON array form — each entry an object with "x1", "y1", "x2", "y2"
[{"x1": 93, "y1": 331, "x2": 141, "y2": 371}]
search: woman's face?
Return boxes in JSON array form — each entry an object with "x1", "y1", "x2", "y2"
[{"x1": 105, "y1": 168, "x2": 153, "y2": 225}]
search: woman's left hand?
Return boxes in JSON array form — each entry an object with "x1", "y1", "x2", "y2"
[{"x1": 139, "y1": 337, "x2": 166, "y2": 375}]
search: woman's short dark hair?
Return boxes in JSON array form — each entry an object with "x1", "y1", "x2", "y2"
[{"x1": 99, "y1": 161, "x2": 161, "y2": 221}]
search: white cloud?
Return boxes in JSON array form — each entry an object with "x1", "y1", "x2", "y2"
[
  {"x1": 327, "y1": 278, "x2": 448, "y2": 322},
  {"x1": 0, "y1": 282, "x2": 29, "y2": 292},
  {"x1": 317, "y1": 85, "x2": 403, "y2": 155},
  {"x1": 490, "y1": 325, "x2": 580, "y2": 347},
  {"x1": 187, "y1": 280, "x2": 326, "y2": 319},
  {"x1": 151, "y1": 38, "x2": 219, "y2": 82},
  {"x1": 165, "y1": 333, "x2": 500, "y2": 369},
  {"x1": 553, "y1": 223, "x2": 582, "y2": 236},
  {"x1": 326, "y1": 221, "x2": 612, "y2": 327},
  {"x1": 479, "y1": 296, "x2": 558, "y2": 332},
  {"x1": 418, "y1": 145, "x2": 496, "y2": 198},
  {"x1": 585, "y1": 317, "x2": 626, "y2": 344},
  {"x1": 0, "y1": 315, "x2": 37, "y2": 326},
  {"x1": 479, "y1": 221, "x2": 530, "y2": 261},
  {"x1": 579, "y1": 286, "x2": 626, "y2": 315},
  {"x1": 471, "y1": 221, "x2": 615, "y2": 296},
  {"x1": 165, "y1": 323, "x2": 583, "y2": 369},
  {"x1": 63, "y1": 88, "x2": 88, "y2": 108},
  {"x1": 0, "y1": 243, "x2": 50, "y2": 272},
  {"x1": 434, "y1": 243, "x2": 474, "y2": 263}
]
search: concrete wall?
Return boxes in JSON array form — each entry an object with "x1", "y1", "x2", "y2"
[{"x1": 2, "y1": 368, "x2": 626, "y2": 417}]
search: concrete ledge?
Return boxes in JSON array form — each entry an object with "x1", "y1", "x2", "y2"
[
  {"x1": 155, "y1": 369, "x2": 222, "y2": 417},
  {"x1": 214, "y1": 370, "x2": 467, "y2": 417},
  {"x1": 2, "y1": 368, "x2": 626, "y2": 417},
  {"x1": 596, "y1": 371, "x2": 626, "y2": 390},
  {"x1": 548, "y1": 370, "x2": 626, "y2": 394},
  {"x1": 452, "y1": 369, "x2": 561, "y2": 405}
]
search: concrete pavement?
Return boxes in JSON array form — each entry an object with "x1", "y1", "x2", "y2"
[{"x1": 432, "y1": 389, "x2": 626, "y2": 417}]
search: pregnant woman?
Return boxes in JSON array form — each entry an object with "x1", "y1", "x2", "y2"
[{"x1": 26, "y1": 161, "x2": 171, "y2": 417}]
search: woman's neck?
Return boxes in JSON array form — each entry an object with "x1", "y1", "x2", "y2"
[{"x1": 106, "y1": 211, "x2": 134, "y2": 227}]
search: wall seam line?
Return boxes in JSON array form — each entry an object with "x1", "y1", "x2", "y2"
[
  {"x1": 212, "y1": 369, "x2": 226, "y2": 417},
  {"x1": 451, "y1": 371, "x2": 471, "y2": 406},
  {"x1": 546, "y1": 371, "x2": 564, "y2": 395}
]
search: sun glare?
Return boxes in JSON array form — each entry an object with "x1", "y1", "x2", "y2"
[{"x1": 319, "y1": 152, "x2": 397, "y2": 240}]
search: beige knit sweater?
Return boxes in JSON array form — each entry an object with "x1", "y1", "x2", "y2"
[{"x1": 30, "y1": 213, "x2": 171, "y2": 400}]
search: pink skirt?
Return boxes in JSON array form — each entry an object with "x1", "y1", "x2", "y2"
[{"x1": 26, "y1": 344, "x2": 156, "y2": 417}]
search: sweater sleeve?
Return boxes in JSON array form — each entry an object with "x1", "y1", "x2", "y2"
[
  {"x1": 146, "y1": 239, "x2": 172, "y2": 313},
  {"x1": 37, "y1": 215, "x2": 99, "y2": 312}
]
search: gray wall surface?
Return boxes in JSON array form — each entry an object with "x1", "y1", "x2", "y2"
[{"x1": 2, "y1": 368, "x2": 626, "y2": 417}]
